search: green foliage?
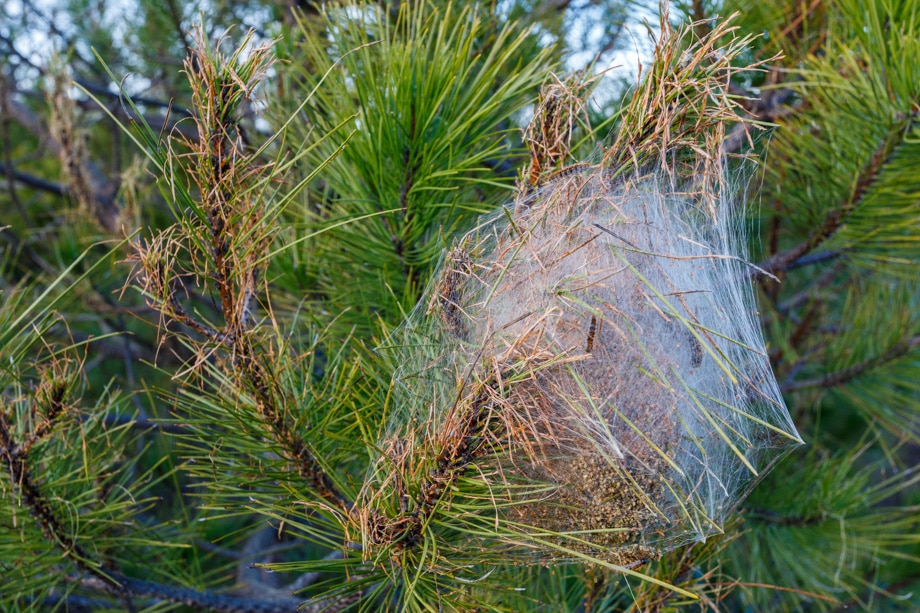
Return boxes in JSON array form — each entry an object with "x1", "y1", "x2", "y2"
[
  {"x1": 725, "y1": 444, "x2": 920, "y2": 611},
  {"x1": 0, "y1": 249, "x2": 184, "y2": 609},
  {"x1": 277, "y1": 1, "x2": 554, "y2": 334},
  {"x1": 721, "y1": 0, "x2": 920, "y2": 610},
  {"x1": 752, "y1": 0, "x2": 920, "y2": 276}
]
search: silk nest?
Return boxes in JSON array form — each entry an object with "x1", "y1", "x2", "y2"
[{"x1": 382, "y1": 166, "x2": 802, "y2": 565}]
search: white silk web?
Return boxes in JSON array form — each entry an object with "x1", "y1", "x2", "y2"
[{"x1": 380, "y1": 166, "x2": 802, "y2": 565}]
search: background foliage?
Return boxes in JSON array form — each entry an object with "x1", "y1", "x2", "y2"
[{"x1": 0, "y1": 0, "x2": 918, "y2": 611}]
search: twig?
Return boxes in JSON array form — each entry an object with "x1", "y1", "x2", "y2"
[
  {"x1": 195, "y1": 538, "x2": 244, "y2": 559},
  {"x1": 283, "y1": 550, "x2": 345, "y2": 593},
  {"x1": 74, "y1": 78, "x2": 192, "y2": 117},
  {"x1": 750, "y1": 0, "x2": 824, "y2": 62},
  {"x1": 179, "y1": 29, "x2": 352, "y2": 512},
  {"x1": 723, "y1": 77, "x2": 800, "y2": 155},
  {"x1": 237, "y1": 525, "x2": 282, "y2": 590},
  {"x1": 786, "y1": 249, "x2": 840, "y2": 271},
  {"x1": 93, "y1": 412, "x2": 188, "y2": 435},
  {"x1": 365, "y1": 367, "x2": 514, "y2": 551},
  {"x1": 775, "y1": 262, "x2": 843, "y2": 316}
]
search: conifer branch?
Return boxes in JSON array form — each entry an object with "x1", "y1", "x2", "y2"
[
  {"x1": 4, "y1": 1, "x2": 919, "y2": 609},
  {"x1": 758, "y1": 115, "x2": 913, "y2": 275},
  {"x1": 234, "y1": 345, "x2": 351, "y2": 510},
  {"x1": 131, "y1": 26, "x2": 353, "y2": 512},
  {"x1": 0, "y1": 405, "x2": 136, "y2": 612},
  {"x1": 781, "y1": 333, "x2": 920, "y2": 392},
  {"x1": 0, "y1": 161, "x2": 69, "y2": 197},
  {"x1": 2, "y1": 399, "x2": 316, "y2": 612}
]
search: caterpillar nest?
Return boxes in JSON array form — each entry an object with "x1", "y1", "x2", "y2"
[{"x1": 373, "y1": 165, "x2": 802, "y2": 566}]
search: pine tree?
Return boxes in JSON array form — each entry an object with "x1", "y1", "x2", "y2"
[{"x1": 1, "y1": 1, "x2": 918, "y2": 611}]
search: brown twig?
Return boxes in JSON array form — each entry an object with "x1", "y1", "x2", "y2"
[
  {"x1": 134, "y1": 27, "x2": 353, "y2": 513},
  {"x1": 524, "y1": 72, "x2": 593, "y2": 187}
]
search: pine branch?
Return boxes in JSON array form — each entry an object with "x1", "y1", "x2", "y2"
[
  {"x1": 184, "y1": 28, "x2": 351, "y2": 512},
  {"x1": 125, "y1": 26, "x2": 354, "y2": 513},
  {"x1": 781, "y1": 333, "x2": 920, "y2": 392},
  {"x1": 1, "y1": 398, "x2": 316, "y2": 612},
  {"x1": 235, "y1": 346, "x2": 352, "y2": 510},
  {"x1": 0, "y1": 407, "x2": 137, "y2": 612},
  {"x1": 758, "y1": 114, "x2": 913, "y2": 275},
  {"x1": 392, "y1": 98, "x2": 419, "y2": 288},
  {"x1": 364, "y1": 371, "x2": 508, "y2": 550}
]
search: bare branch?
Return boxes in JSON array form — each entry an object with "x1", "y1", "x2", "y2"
[
  {"x1": 0, "y1": 161, "x2": 68, "y2": 196},
  {"x1": 81, "y1": 576, "x2": 303, "y2": 613},
  {"x1": 74, "y1": 79, "x2": 193, "y2": 117}
]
